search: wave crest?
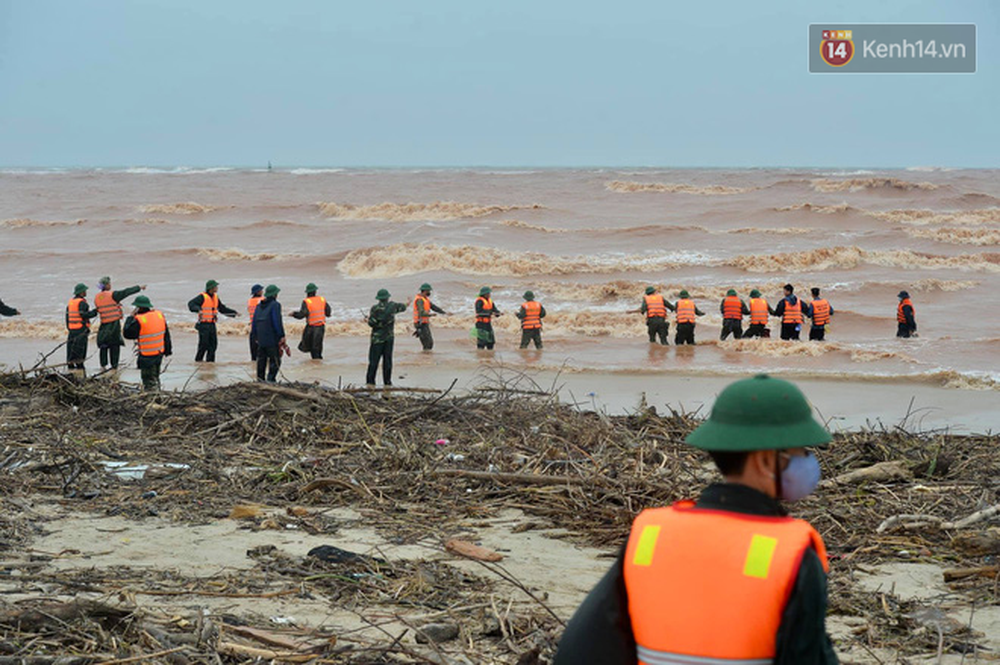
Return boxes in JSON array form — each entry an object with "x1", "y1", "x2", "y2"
[
  {"x1": 606, "y1": 180, "x2": 753, "y2": 195},
  {"x1": 139, "y1": 202, "x2": 220, "y2": 215},
  {"x1": 1, "y1": 218, "x2": 85, "y2": 228},
  {"x1": 317, "y1": 201, "x2": 540, "y2": 221},
  {"x1": 775, "y1": 203, "x2": 860, "y2": 214},
  {"x1": 906, "y1": 227, "x2": 1000, "y2": 246},
  {"x1": 195, "y1": 248, "x2": 297, "y2": 262},
  {"x1": 869, "y1": 208, "x2": 1000, "y2": 226},
  {"x1": 810, "y1": 178, "x2": 938, "y2": 192},
  {"x1": 728, "y1": 246, "x2": 1000, "y2": 273}
]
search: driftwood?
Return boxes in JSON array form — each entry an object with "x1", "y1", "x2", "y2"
[
  {"x1": 446, "y1": 539, "x2": 504, "y2": 562},
  {"x1": 222, "y1": 623, "x2": 332, "y2": 652},
  {"x1": 821, "y1": 460, "x2": 912, "y2": 488},
  {"x1": 943, "y1": 565, "x2": 1000, "y2": 582},
  {"x1": 216, "y1": 641, "x2": 317, "y2": 662},
  {"x1": 877, "y1": 503, "x2": 1000, "y2": 533}
]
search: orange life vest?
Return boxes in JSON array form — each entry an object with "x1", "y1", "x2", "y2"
[
  {"x1": 199, "y1": 292, "x2": 219, "y2": 323},
  {"x1": 624, "y1": 501, "x2": 829, "y2": 665},
  {"x1": 782, "y1": 298, "x2": 802, "y2": 324},
  {"x1": 305, "y1": 296, "x2": 327, "y2": 326},
  {"x1": 897, "y1": 298, "x2": 914, "y2": 323},
  {"x1": 811, "y1": 299, "x2": 831, "y2": 326},
  {"x1": 722, "y1": 296, "x2": 743, "y2": 321},
  {"x1": 67, "y1": 297, "x2": 86, "y2": 330},
  {"x1": 676, "y1": 299, "x2": 696, "y2": 324},
  {"x1": 521, "y1": 300, "x2": 542, "y2": 329},
  {"x1": 136, "y1": 310, "x2": 166, "y2": 356},
  {"x1": 247, "y1": 296, "x2": 263, "y2": 319},
  {"x1": 94, "y1": 290, "x2": 122, "y2": 325},
  {"x1": 749, "y1": 297, "x2": 769, "y2": 325},
  {"x1": 644, "y1": 294, "x2": 667, "y2": 319},
  {"x1": 475, "y1": 296, "x2": 495, "y2": 323},
  {"x1": 413, "y1": 295, "x2": 431, "y2": 324}
]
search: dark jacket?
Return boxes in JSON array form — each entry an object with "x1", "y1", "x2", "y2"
[
  {"x1": 0, "y1": 299, "x2": 18, "y2": 317},
  {"x1": 123, "y1": 309, "x2": 173, "y2": 356},
  {"x1": 772, "y1": 294, "x2": 811, "y2": 319},
  {"x1": 251, "y1": 297, "x2": 285, "y2": 348}
]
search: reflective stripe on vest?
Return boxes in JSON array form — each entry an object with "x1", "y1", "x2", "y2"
[
  {"x1": 475, "y1": 296, "x2": 494, "y2": 323},
  {"x1": 676, "y1": 299, "x2": 696, "y2": 324},
  {"x1": 413, "y1": 295, "x2": 431, "y2": 324},
  {"x1": 722, "y1": 296, "x2": 743, "y2": 321},
  {"x1": 67, "y1": 297, "x2": 86, "y2": 330},
  {"x1": 811, "y1": 299, "x2": 830, "y2": 326},
  {"x1": 305, "y1": 296, "x2": 327, "y2": 326},
  {"x1": 749, "y1": 298, "x2": 769, "y2": 326},
  {"x1": 624, "y1": 502, "x2": 828, "y2": 664},
  {"x1": 897, "y1": 298, "x2": 914, "y2": 323},
  {"x1": 199, "y1": 293, "x2": 218, "y2": 323},
  {"x1": 247, "y1": 296, "x2": 263, "y2": 319},
  {"x1": 136, "y1": 310, "x2": 166, "y2": 356},
  {"x1": 782, "y1": 299, "x2": 802, "y2": 324},
  {"x1": 521, "y1": 301, "x2": 542, "y2": 329},
  {"x1": 645, "y1": 294, "x2": 667, "y2": 319},
  {"x1": 94, "y1": 290, "x2": 122, "y2": 324}
]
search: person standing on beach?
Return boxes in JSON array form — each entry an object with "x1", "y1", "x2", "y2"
[
  {"x1": 291, "y1": 283, "x2": 331, "y2": 359},
  {"x1": 122, "y1": 295, "x2": 171, "y2": 390},
  {"x1": 247, "y1": 284, "x2": 264, "y2": 361},
  {"x1": 413, "y1": 283, "x2": 448, "y2": 351},
  {"x1": 808, "y1": 288, "x2": 833, "y2": 341},
  {"x1": 719, "y1": 289, "x2": 749, "y2": 341},
  {"x1": 367, "y1": 289, "x2": 410, "y2": 386},
  {"x1": 517, "y1": 291, "x2": 546, "y2": 349},
  {"x1": 772, "y1": 284, "x2": 806, "y2": 341},
  {"x1": 634, "y1": 286, "x2": 673, "y2": 345},
  {"x1": 0, "y1": 298, "x2": 19, "y2": 317},
  {"x1": 188, "y1": 280, "x2": 238, "y2": 362},
  {"x1": 474, "y1": 286, "x2": 501, "y2": 350},
  {"x1": 743, "y1": 289, "x2": 771, "y2": 338},
  {"x1": 553, "y1": 375, "x2": 838, "y2": 665},
  {"x1": 251, "y1": 285, "x2": 288, "y2": 382},
  {"x1": 66, "y1": 283, "x2": 98, "y2": 372},
  {"x1": 94, "y1": 276, "x2": 145, "y2": 371},
  {"x1": 897, "y1": 291, "x2": 917, "y2": 338},
  {"x1": 674, "y1": 290, "x2": 704, "y2": 345}
]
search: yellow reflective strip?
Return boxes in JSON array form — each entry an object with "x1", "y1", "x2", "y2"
[
  {"x1": 632, "y1": 525, "x2": 661, "y2": 567},
  {"x1": 743, "y1": 534, "x2": 778, "y2": 579}
]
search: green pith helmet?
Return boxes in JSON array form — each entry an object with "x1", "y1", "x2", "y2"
[
  {"x1": 685, "y1": 375, "x2": 832, "y2": 452},
  {"x1": 264, "y1": 284, "x2": 280, "y2": 298},
  {"x1": 750, "y1": 289, "x2": 762, "y2": 298},
  {"x1": 726, "y1": 289, "x2": 737, "y2": 296},
  {"x1": 523, "y1": 290, "x2": 535, "y2": 300},
  {"x1": 99, "y1": 276, "x2": 111, "y2": 287},
  {"x1": 479, "y1": 286, "x2": 491, "y2": 296},
  {"x1": 133, "y1": 295, "x2": 153, "y2": 309},
  {"x1": 679, "y1": 290, "x2": 690, "y2": 298},
  {"x1": 645, "y1": 286, "x2": 656, "y2": 295},
  {"x1": 74, "y1": 282, "x2": 88, "y2": 296},
  {"x1": 420, "y1": 283, "x2": 433, "y2": 292},
  {"x1": 306, "y1": 282, "x2": 318, "y2": 293},
  {"x1": 206, "y1": 279, "x2": 219, "y2": 290},
  {"x1": 376, "y1": 288, "x2": 390, "y2": 300}
]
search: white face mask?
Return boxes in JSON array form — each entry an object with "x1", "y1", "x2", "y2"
[{"x1": 776, "y1": 451, "x2": 821, "y2": 501}]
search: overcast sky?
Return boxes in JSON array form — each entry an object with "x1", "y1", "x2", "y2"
[{"x1": 0, "y1": 0, "x2": 995, "y2": 167}]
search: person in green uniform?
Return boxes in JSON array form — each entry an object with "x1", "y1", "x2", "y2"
[
  {"x1": 516, "y1": 291, "x2": 547, "y2": 349},
  {"x1": 94, "y1": 276, "x2": 146, "y2": 370},
  {"x1": 474, "y1": 286, "x2": 501, "y2": 350},
  {"x1": 66, "y1": 282, "x2": 98, "y2": 372},
  {"x1": 674, "y1": 290, "x2": 705, "y2": 345},
  {"x1": 367, "y1": 289, "x2": 410, "y2": 386},
  {"x1": 187, "y1": 280, "x2": 238, "y2": 362},
  {"x1": 122, "y1": 295, "x2": 172, "y2": 390},
  {"x1": 632, "y1": 286, "x2": 675, "y2": 345},
  {"x1": 0, "y1": 298, "x2": 19, "y2": 317},
  {"x1": 290, "y1": 282, "x2": 332, "y2": 359},
  {"x1": 413, "y1": 283, "x2": 448, "y2": 351}
]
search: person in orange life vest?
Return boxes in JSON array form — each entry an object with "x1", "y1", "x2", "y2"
[
  {"x1": 413, "y1": 283, "x2": 448, "y2": 351},
  {"x1": 0, "y1": 298, "x2": 20, "y2": 317},
  {"x1": 94, "y1": 276, "x2": 146, "y2": 370},
  {"x1": 122, "y1": 295, "x2": 172, "y2": 390},
  {"x1": 719, "y1": 288, "x2": 750, "y2": 341},
  {"x1": 66, "y1": 282, "x2": 99, "y2": 371},
  {"x1": 247, "y1": 284, "x2": 264, "y2": 361},
  {"x1": 673, "y1": 290, "x2": 704, "y2": 345},
  {"x1": 743, "y1": 288, "x2": 771, "y2": 339},
  {"x1": 516, "y1": 290, "x2": 546, "y2": 349},
  {"x1": 474, "y1": 286, "x2": 502, "y2": 350},
  {"x1": 291, "y1": 282, "x2": 332, "y2": 359},
  {"x1": 632, "y1": 286, "x2": 674, "y2": 345},
  {"x1": 808, "y1": 287, "x2": 834, "y2": 341},
  {"x1": 772, "y1": 283, "x2": 807, "y2": 341},
  {"x1": 187, "y1": 279, "x2": 238, "y2": 362},
  {"x1": 896, "y1": 290, "x2": 917, "y2": 338},
  {"x1": 554, "y1": 375, "x2": 838, "y2": 665}
]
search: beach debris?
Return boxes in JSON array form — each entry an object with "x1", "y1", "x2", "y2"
[
  {"x1": 307, "y1": 544, "x2": 384, "y2": 565},
  {"x1": 821, "y1": 460, "x2": 912, "y2": 487},
  {"x1": 415, "y1": 622, "x2": 460, "y2": 643},
  {"x1": 229, "y1": 504, "x2": 265, "y2": 520},
  {"x1": 445, "y1": 539, "x2": 504, "y2": 562}
]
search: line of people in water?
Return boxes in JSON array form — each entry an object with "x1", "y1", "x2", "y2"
[{"x1": 0, "y1": 280, "x2": 918, "y2": 389}]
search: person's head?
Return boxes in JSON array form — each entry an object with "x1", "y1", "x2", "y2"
[
  {"x1": 523, "y1": 290, "x2": 535, "y2": 301},
  {"x1": 898, "y1": 290, "x2": 910, "y2": 300},
  {"x1": 726, "y1": 289, "x2": 737, "y2": 297},
  {"x1": 251, "y1": 284, "x2": 263, "y2": 296},
  {"x1": 133, "y1": 295, "x2": 153, "y2": 311},
  {"x1": 678, "y1": 289, "x2": 690, "y2": 299},
  {"x1": 376, "y1": 288, "x2": 391, "y2": 302},
  {"x1": 645, "y1": 286, "x2": 656, "y2": 295},
  {"x1": 686, "y1": 375, "x2": 831, "y2": 501},
  {"x1": 479, "y1": 286, "x2": 492, "y2": 297},
  {"x1": 74, "y1": 282, "x2": 88, "y2": 297},
  {"x1": 420, "y1": 282, "x2": 433, "y2": 295},
  {"x1": 99, "y1": 276, "x2": 111, "y2": 291},
  {"x1": 811, "y1": 287, "x2": 820, "y2": 298},
  {"x1": 783, "y1": 283, "x2": 794, "y2": 295},
  {"x1": 206, "y1": 279, "x2": 219, "y2": 295},
  {"x1": 306, "y1": 282, "x2": 318, "y2": 295},
  {"x1": 264, "y1": 284, "x2": 280, "y2": 299},
  {"x1": 750, "y1": 289, "x2": 761, "y2": 299}
]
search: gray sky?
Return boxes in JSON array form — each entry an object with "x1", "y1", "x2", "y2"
[{"x1": 0, "y1": 0, "x2": 995, "y2": 167}]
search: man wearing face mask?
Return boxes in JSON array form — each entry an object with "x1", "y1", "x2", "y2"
[{"x1": 554, "y1": 374, "x2": 837, "y2": 665}]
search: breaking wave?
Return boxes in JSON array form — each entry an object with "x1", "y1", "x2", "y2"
[
  {"x1": 1, "y1": 218, "x2": 85, "y2": 228},
  {"x1": 727, "y1": 246, "x2": 1000, "y2": 274},
  {"x1": 499, "y1": 219, "x2": 569, "y2": 233},
  {"x1": 240, "y1": 219, "x2": 308, "y2": 230},
  {"x1": 0, "y1": 320, "x2": 64, "y2": 339},
  {"x1": 139, "y1": 202, "x2": 221, "y2": 215},
  {"x1": 316, "y1": 201, "x2": 542, "y2": 221},
  {"x1": 720, "y1": 339, "x2": 839, "y2": 357},
  {"x1": 195, "y1": 248, "x2": 299, "y2": 262},
  {"x1": 123, "y1": 218, "x2": 170, "y2": 225},
  {"x1": 775, "y1": 203, "x2": 861, "y2": 214},
  {"x1": 868, "y1": 208, "x2": 1000, "y2": 226},
  {"x1": 855, "y1": 278, "x2": 981, "y2": 293},
  {"x1": 906, "y1": 227, "x2": 1000, "y2": 246},
  {"x1": 606, "y1": 180, "x2": 753, "y2": 195},
  {"x1": 810, "y1": 178, "x2": 938, "y2": 192},
  {"x1": 849, "y1": 349, "x2": 918, "y2": 363}
]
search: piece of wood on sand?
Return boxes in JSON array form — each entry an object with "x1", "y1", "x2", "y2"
[{"x1": 445, "y1": 539, "x2": 504, "y2": 562}]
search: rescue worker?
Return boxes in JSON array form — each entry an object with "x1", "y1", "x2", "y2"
[
  {"x1": 634, "y1": 286, "x2": 673, "y2": 345},
  {"x1": 474, "y1": 286, "x2": 501, "y2": 350},
  {"x1": 673, "y1": 290, "x2": 705, "y2": 345},
  {"x1": 743, "y1": 289, "x2": 770, "y2": 339},
  {"x1": 247, "y1": 284, "x2": 264, "y2": 361},
  {"x1": 366, "y1": 289, "x2": 410, "y2": 386},
  {"x1": 187, "y1": 280, "x2": 238, "y2": 362},
  {"x1": 413, "y1": 283, "x2": 448, "y2": 350},
  {"x1": 251, "y1": 284, "x2": 288, "y2": 382},
  {"x1": 897, "y1": 291, "x2": 917, "y2": 338},
  {"x1": 772, "y1": 284, "x2": 807, "y2": 341},
  {"x1": 0, "y1": 298, "x2": 19, "y2": 317},
  {"x1": 554, "y1": 374, "x2": 838, "y2": 665},
  {"x1": 66, "y1": 283, "x2": 98, "y2": 372},
  {"x1": 94, "y1": 276, "x2": 145, "y2": 370},
  {"x1": 516, "y1": 291, "x2": 546, "y2": 349},
  {"x1": 291, "y1": 282, "x2": 332, "y2": 359},
  {"x1": 808, "y1": 287, "x2": 834, "y2": 341},
  {"x1": 122, "y1": 295, "x2": 172, "y2": 390},
  {"x1": 719, "y1": 288, "x2": 750, "y2": 341}
]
